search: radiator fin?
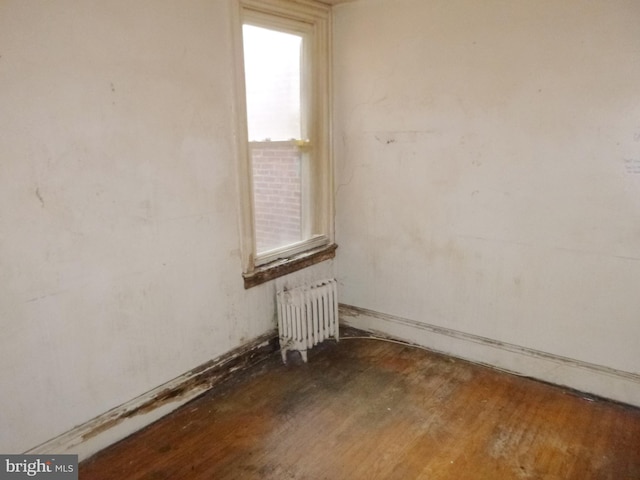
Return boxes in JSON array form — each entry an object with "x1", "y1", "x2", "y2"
[{"x1": 277, "y1": 278, "x2": 339, "y2": 363}]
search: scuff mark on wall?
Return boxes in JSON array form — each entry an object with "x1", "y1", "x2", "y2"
[{"x1": 35, "y1": 187, "x2": 45, "y2": 207}]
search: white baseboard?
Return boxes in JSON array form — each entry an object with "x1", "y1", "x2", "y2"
[
  {"x1": 340, "y1": 304, "x2": 640, "y2": 408},
  {"x1": 25, "y1": 332, "x2": 278, "y2": 461}
]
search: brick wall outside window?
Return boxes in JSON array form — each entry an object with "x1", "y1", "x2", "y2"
[{"x1": 251, "y1": 143, "x2": 302, "y2": 253}]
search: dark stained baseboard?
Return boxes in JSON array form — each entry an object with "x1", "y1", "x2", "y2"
[{"x1": 27, "y1": 331, "x2": 279, "y2": 460}]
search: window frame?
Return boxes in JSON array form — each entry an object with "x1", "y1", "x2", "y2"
[{"x1": 233, "y1": 0, "x2": 335, "y2": 288}]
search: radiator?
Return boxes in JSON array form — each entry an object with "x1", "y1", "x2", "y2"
[{"x1": 276, "y1": 278, "x2": 339, "y2": 363}]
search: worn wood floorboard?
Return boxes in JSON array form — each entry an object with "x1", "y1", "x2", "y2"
[{"x1": 80, "y1": 337, "x2": 640, "y2": 479}]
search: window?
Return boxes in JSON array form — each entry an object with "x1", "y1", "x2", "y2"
[{"x1": 234, "y1": 0, "x2": 335, "y2": 288}]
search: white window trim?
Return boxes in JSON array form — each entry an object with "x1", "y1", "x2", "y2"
[{"x1": 232, "y1": 0, "x2": 334, "y2": 284}]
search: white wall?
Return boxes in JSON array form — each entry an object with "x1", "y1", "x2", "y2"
[
  {"x1": 334, "y1": 0, "x2": 640, "y2": 401},
  {"x1": 0, "y1": 0, "x2": 334, "y2": 455}
]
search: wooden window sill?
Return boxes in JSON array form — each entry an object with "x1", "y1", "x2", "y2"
[{"x1": 243, "y1": 243, "x2": 337, "y2": 289}]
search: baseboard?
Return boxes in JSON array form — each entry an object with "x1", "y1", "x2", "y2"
[
  {"x1": 339, "y1": 304, "x2": 640, "y2": 408},
  {"x1": 26, "y1": 331, "x2": 279, "y2": 461}
]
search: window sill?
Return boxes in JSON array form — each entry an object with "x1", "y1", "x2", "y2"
[{"x1": 243, "y1": 243, "x2": 337, "y2": 289}]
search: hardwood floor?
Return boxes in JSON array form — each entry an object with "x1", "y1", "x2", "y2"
[{"x1": 80, "y1": 334, "x2": 640, "y2": 479}]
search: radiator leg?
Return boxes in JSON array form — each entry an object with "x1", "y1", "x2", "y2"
[
  {"x1": 281, "y1": 348, "x2": 288, "y2": 365},
  {"x1": 301, "y1": 350, "x2": 308, "y2": 363}
]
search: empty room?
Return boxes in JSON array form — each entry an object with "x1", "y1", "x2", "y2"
[{"x1": 1, "y1": 0, "x2": 639, "y2": 478}]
